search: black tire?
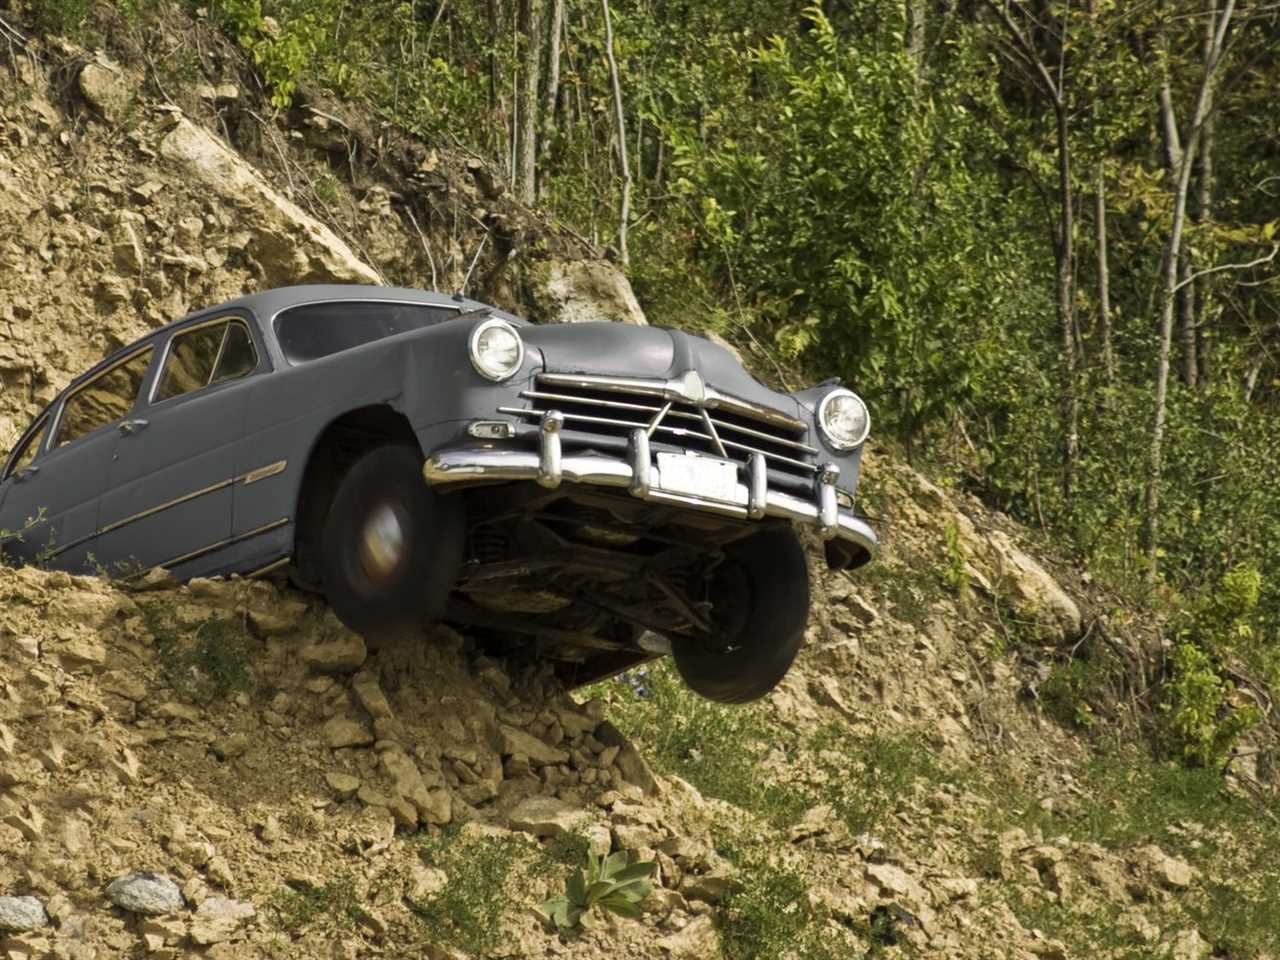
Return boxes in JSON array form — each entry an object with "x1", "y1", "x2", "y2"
[
  {"x1": 671, "y1": 525, "x2": 810, "y2": 704},
  {"x1": 320, "y1": 445, "x2": 464, "y2": 638}
]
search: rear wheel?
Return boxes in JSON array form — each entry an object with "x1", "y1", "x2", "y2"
[
  {"x1": 320, "y1": 445, "x2": 463, "y2": 638},
  {"x1": 671, "y1": 525, "x2": 810, "y2": 704}
]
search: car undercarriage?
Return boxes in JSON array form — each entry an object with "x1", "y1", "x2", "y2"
[{"x1": 445, "y1": 484, "x2": 769, "y2": 687}]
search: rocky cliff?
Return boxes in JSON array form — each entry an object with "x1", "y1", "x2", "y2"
[{"x1": 0, "y1": 18, "x2": 1275, "y2": 960}]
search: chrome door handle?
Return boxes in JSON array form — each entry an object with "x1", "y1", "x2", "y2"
[{"x1": 119, "y1": 419, "x2": 150, "y2": 436}]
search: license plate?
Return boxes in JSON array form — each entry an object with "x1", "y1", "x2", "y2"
[{"x1": 656, "y1": 453, "x2": 739, "y2": 503}]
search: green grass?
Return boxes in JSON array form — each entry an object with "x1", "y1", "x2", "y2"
[
  {"x1": 268, "y1": 873, "x2": 364, "y2": 932},
  {"x1": 142, "y1": 604, "x2": 255, "y2": 703},
  {"x1": 409, "y1": 828, "x2": 544, "y2": 954},
  {"x1": 977, "y1": 746, "x2": 1280, "y2": 956}
]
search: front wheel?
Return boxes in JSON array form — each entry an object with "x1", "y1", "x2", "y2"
[
  {"x1": 671, "y1": 525, "x2": 810, "y2": 704},
  {"x1": 320, "y1": 445, "x2": 464, "y2": 639}
]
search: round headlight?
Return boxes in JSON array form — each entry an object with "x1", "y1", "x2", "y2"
[
  {"x1": 468, "y1": 318, "x2": 525, "y2": 382},
  {"x1": 817, "y1": 389, "x2": 870, "y2": 451}
]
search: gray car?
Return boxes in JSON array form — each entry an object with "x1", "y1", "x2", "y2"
[{"x1": 0, "y1": 285, "x2": 876, "y2": 702}]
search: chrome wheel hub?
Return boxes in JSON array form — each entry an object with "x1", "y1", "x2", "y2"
[{"x1": 359, "y1": 503, "x2": 406, "y2": 583}]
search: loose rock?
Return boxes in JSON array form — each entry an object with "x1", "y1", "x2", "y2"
[
  {"x1": 0, "y1": 897, "x2": 48, "y2": 933},
  {"x1": 106, "y1": 873, "x2": 184, "y2": 916}
]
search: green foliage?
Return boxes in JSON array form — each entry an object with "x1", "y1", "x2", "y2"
[
  {"x1": 143, "y1": 605, "x2": 254, "y2": 703},
  {"x1": 268, "y1": 873, "x2": 363, "y2": 932},
  {"x1": 591, "y1": 661, "x2": 808, "y2": 826},
  {"x1": 31, "y1": 0, "x2": 94, "y2": 36},
  {"x1": 1159, "y1": 563, "x2": 1266, "y2": 767},
  {"x1": 209, "y1": 0, "x2": 326, "y2": 107},
  {"x1": 717, "y1": 851, "x2": 857, "y2": 960},
  {"x1": 536, "y1": 851, "x2": 655, "y2": 934},
  {"x1": 409, "y1": 829, "x2": 539, "y2": 954},
  {"x1": 805, "y1": 724, "x2": 944, "y2": 836},
  {"x1": 941, "y1": 519, "x2": 971, "y2": 600},
  {"x1": 1163, "y1": 641, "x2": 1259, "y2": 769}
]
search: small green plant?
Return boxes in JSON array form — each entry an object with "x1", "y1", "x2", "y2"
[
  {"x1": 268, "y1": 873, "x2": 364, "y2": 932},
  {"x1": 536, "y1": 851, "x2": 656, "y2": 934},
  {"x1": 941, "y1": 518, "x2": 972, "y2": 600},
  {"x1": 542, "y1": 830, "x2": 592, "y2": 867},
  {"x1": 1163, "y1": 641, "x2": 1259, "y2": 769},
  {"x1": 144, "y1": 606, "x2": 254, "y2": 703},
  {"x1": 32, "y1": 0, "x2": 94, "y2": 36}
]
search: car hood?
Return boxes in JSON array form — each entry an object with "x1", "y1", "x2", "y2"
[{"x1": 520, "y1": 323, "x2": 805, "y2": 422}]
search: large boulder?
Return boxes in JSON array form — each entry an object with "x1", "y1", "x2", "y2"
[
  {"x1": 158, "y1": 118, "x2": 381, "y2": 287},
  {"x1": 530, "y1": 259, "x2": 648, "y2": 325}
]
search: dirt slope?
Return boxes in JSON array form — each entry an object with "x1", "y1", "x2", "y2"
[{"x1": 0, "y1": 21, "x2": 1274, "y2": 960}]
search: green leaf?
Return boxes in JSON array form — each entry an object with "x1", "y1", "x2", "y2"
[
  {"x1": 613, "y1": 879, "x2": 653, "y2": 900},
  {"x1": 567, "y1": 868, "x2": 587, "y2": 906},
  {"x1": 602, "y1": 851, "x2": 630, "y2": 880},
  {"x1": 597, "y1": 894, "x2": 644, "y2": 919},
  {"x1": 584, "y1": 880, "x2": 615, "y2": 906},
  {"x1": 612, "y1": 861, "x2": 658, "y2": 884}
]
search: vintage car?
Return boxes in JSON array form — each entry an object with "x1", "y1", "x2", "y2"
[{"x1": 0, "y1": 285, "x2": 876, "y2": 701}]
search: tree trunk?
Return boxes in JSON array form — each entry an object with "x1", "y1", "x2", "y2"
[
  {"x1": 1196, "y1": 0, "x2": 1218, "y2": 386},
  {"x1": 906, "y1": 0, "x2": 926, "y2": 94},
  {"x1": 536, "y1": 0, "x2": 564, "y2": 199},
  {"x1": 1054, "y1": 102, "x2": 1079, "y2": 506},
  {"x1": 1095, "y1": 165, "x2": 1115, "y2": 382},
  {"x1": 601, "y1": 0, "x2": 631, "y2": 266},
  {"x1": 515, "y1": 0, "x2": 545, "y2": 203},
  {"x1": 1179, "y1": 248, "x2": 1198, "y2": 388},
  {"x1": 1144, "y1": 0, "x2": 1236, "y2": 583}
]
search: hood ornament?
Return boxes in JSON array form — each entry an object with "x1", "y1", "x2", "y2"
[{"x1": 671, "y1": 370, "x2": 706, "y2": 404}]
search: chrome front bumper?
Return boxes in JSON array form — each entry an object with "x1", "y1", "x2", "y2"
[{"x1": 423, "y1": 411, "x2": 877, "y2": 557}]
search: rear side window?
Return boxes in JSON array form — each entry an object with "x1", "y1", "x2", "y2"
[
  {"x1": 55, "y1": 347, "x2": 154, "y2": 448},
  {"x1": 4, "y1": 412, "x2": 48, "y2": 479},
  {"x1": 275, "y1": 301, "x2": 457, "y2": 364},
  {"x1": 154, "y1": 318, "x2": 258, "y2": 402}
]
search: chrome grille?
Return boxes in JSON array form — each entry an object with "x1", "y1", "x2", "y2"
[{"x1": 499, "y1": 377, "x2": 818, "y2": 481}]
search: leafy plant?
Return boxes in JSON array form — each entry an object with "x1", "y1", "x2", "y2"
[
  {"x1": 941, "y1": 518, "x2": 972, "y2": 600},
  {"x1": 536, "y1": 851, "x2": 655, "y2": 934}
]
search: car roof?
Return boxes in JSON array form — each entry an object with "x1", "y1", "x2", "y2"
[{"x1": 63, "y1": 284, "x2": 510, "y2": 395}]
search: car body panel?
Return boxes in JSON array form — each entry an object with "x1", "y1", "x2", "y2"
[{"x1": 1, "y1": 284, "x2": 875, "y2": 585}]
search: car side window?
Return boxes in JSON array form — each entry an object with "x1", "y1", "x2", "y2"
[
  {"x1": 3, "y1": 413, "x2": 48, "y2": 480},
  {"x1": 55, "y1": 347, "x2": 154, "y2": 449},
  {"x1": 154, "y1": 318, "x2": 258, "y2": 403}
]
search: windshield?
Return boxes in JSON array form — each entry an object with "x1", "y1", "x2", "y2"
[{"x1": 274, "y1": 300, "x2": 458, "y2": 364}]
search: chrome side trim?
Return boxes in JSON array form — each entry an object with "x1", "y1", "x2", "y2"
[
  {"x1": 245, "y1": 556, "x2": 290, "y2": 578},
  {"x1": 536, "y1": 372, "x2": 807, "y2": 432},
  {"x1": 240, "y1": 459, "x2": 288, "y2": 485},
  {"x1": 99, "y1": 478, "x2": 233, "y2": 535},
  {"x1": 144, "y1": 517, "x2": 291, "y2": 573}
]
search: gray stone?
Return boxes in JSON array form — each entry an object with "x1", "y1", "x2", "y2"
[
  {"x1": 300, "y1": 634, "x2": 367, "y2": 673},
  {"x1": 496, "y1": 724, "x2": 569, "y2": 767},
  {"x1": 596, "y1": 721, "x2": 659, "y2": 795},
  {"x1": 106, "y1": 872, "x2": 184, "y2": 915},
  {"x1": 78, "y1": 62, "x2": 131, "y2": 122},
  {"x1": 0, "y1": 896, "x2": 48, "y2": 933},
  {"x1": 323, "y1": 716, "x2": 374, "y2": 749},
  {"x1": 531, "y1": 259, "x2": 648, "y2": 326}
]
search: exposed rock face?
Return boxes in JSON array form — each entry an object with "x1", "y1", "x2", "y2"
[
  {"x1": 105, "y1": 873, "x2": 185, "y2": 915},
  {"x1": 158, "y1": 118, "x2": 381, "y2": 287},
  {"x1": 530, "y1": 259, "x2": 648, "y2": 325},
  {"x1": 0, "y1": 896, "x2": 48, "y2": 933}
]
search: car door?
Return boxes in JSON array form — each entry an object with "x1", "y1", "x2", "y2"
[
  {"x1": 95, "y1": 315, "x2": 263, "y2": 575},
  {"x1": 0, "y1": 346, "x2": 154, "y2": 573}
]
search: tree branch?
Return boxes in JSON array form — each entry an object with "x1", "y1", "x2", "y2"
[
  {"x1": 1173, "y1": 244, "x2": 1279, "y2": 293},
  {"x1": 982, "y1": 0, "x2": 1062, "y2": 104}
]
